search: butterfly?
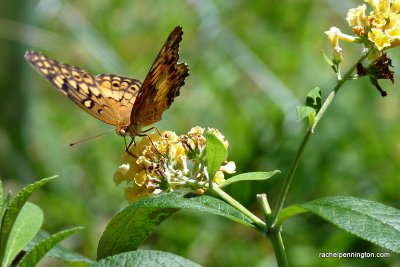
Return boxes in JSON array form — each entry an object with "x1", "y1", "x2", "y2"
[{"x1": 25, "y1": 26, "x2": 189, "y2": 148}]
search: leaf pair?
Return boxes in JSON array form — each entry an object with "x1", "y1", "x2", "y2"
[{"x1": 0, "y1": 177, "x2": 92, "y2": 266}]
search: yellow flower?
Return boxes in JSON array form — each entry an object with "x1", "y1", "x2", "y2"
[
  {"x1": 213, "y1": 171, "x2": 225, "y2": 184},
  {"x1": 328, "y1": 0, "x2": 400, "y2": 57},
  {"x1": 368, "y1": 28, "x2": 392, "y2": 50},
  {"x1": 114, "y1": 127, "x2": 235, "y2": 202},
  {"x1": 325, "y1": 27, "x2": 345, "y2": 63},
  {"x1": 346, "y1": 4, "x2": 367, "y2": 28}
]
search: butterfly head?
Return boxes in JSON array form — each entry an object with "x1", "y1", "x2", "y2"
[
  {"x1": 116, "y1": 124, "x2": 142, "y2": 139},
  {"x1": 116, "y1": 126, "x2": 130, "y2": 137}
]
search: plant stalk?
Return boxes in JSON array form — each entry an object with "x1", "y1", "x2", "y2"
[
  {"x1": 211, "y1": 185, "x2": 266, "y2": 231},
  {"x1": 272, "y1": 48, "x2": 372, "y2": 225},
  {"x1": 269, "y1": 227, "x2": 288, "y2": 267}
]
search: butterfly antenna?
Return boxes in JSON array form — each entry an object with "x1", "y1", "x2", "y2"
[{"x1": 69, "y1": 129, "x2": 115, "y2": 146}]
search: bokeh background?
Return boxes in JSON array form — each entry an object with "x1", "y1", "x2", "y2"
[{"x1": 1, "y1": 0, "x2": 400, "y2": 266}]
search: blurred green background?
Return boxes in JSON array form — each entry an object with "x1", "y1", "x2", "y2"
[{"x1": 1, "y1": 0, "x2": 400, "y2": 266}]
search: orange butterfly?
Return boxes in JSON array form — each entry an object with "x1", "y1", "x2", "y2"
[{"x1": 25, "y1": 26, "x2": 189, "y2": 148}]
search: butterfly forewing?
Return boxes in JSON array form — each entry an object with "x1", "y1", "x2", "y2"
[
  {"x1": 25, "y1": 51, "x2": 142, "y2": 127},
  {"x1": 25, "y1": 26, "x2": 189, "y2": 141},
  {"x1": 131, "y1": 26, "x2": 189, "y2": 128}
]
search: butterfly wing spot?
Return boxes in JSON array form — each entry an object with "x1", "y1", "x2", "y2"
[
  {"x1": 72, "y1": 70, "x2": 83, "y2": 82},
  {"x1": 40, "y1": 68, "x2": 49, "y2": 75},
  {"x1": 53, "y1": 77, "x2": 64, "y2": 91},
  {"x1": 82, "y1": 73, "x2": 94, "y2": 85},
  {"x1": 90, "y1": 86, "x2": 101, "y2": 97},
  {"x1": 112, "y1": 81, "x2": 120, "y2": 89},
  {"x1": 123, "y1": 91, "x2": 133, "y2": 100},
  {"x1": 101, "y1": 80, "x2": 111, "y2": 89},
  {"x1": 120, "y1": 81, "x2": 129, "y2": 90},
  {"x1": 79, "y1": 82, "x2": 89, "y2": 94},
  {"x1": 83, "y1": 99, "x2": 94, "y2": 108},
  {"x1": 43, "y1": 61, "x2": 51, "y2": 68},
  {"x1": 69, "y1": 79, "x2": 78, "y2": 89},
  {"x1": 61, "y1": 68, "x2": 72, "y2": 78}
]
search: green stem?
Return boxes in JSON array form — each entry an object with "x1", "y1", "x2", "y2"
[
  {"x1": 269, "y1": 227, "x2": 288, "y2": 267},
  {"x1": 312, "y1": 49, "x2": 371, "y2": 132},
  {"x1": 211, "y1": 185, "x2": 266, "y2": 231},
  {"x1": 272, "y1": 129, "x2": 312, "y2": 224},
  {"x1": 257, "y1": 194, "x2": 273, "y2": 226},
  {"x1": 272, "y1": 48, "x2": 372, "y2": 225}
]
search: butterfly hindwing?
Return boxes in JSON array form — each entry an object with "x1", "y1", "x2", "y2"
[
  {"x1": 24, "y1": 51, "x2": 142, "y2": 127},
  {"x1": 131, "y1": 26, "x2": 189, "y2": 128}
]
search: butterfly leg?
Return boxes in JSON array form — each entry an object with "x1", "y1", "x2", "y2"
[
  {"x1": 136, "y1": 132, "x2": 165, "y2": 158},
  {"x1": 141, "y1": 126, "x2": 163, "y2": 137},
  {"x1": 140, "y1": 127, "x2": 165, "y2": 156},
  {"x1": 124, "y1": 136, "x2": 138, "y2": 158}
]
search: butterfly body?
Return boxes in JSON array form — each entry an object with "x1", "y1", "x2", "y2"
[{"x1": 25, "y1": 26, "x2": 189, "y2": 142}]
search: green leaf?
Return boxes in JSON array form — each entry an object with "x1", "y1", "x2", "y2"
[
  {"x1": 206, "y1": 132, "x2": 228, "y2": 179},
  {"x1": 26, "y1": 230, "x2": 94, "y2": 264},
  {"x1": 97, "y1": 192, "x2": 254, "y2": 260},
  {"x1": 322, "y1": 49, "x2": 334, "y2": 67},
  {"x1": 305, "y1": 87, "x2": 322, "y2": 113},
  {"x1": 300, "y1": 196, "x2": 400, "y2": 253},
  {"x1": 297, "y1": 87, "x2": 322, "y2": 125},
  {"x1": 0, "y1": 176, "x2": 57, "y2": 263},
  {"x1": 0, "y1": 179, "x2": 3, "y2": 220},
  {"x1": 276, "y1": 205, "x2": 308, "y2": 226},
  {"x1": 296, "y1": 106, "x2": 316, "y2": 122},
  {"x1": 219, "y1": 171, "x2": 280, "y2": 188},
  {"x1": 3, "y1": 202, "x2": 43, "y2": 267},
  {"x1": 18, "y1": 227, "x2": 84, "y2": 267},
  {"x1": 93, "y1": 250, "x2": 201, "y2": 267},
  {"x1": 0, "y1": 192, "x2": 12, "y2": 228}
]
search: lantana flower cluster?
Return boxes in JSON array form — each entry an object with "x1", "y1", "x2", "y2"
[
  {"x1": 114, "y1": 127, "x2": 236, "y2": 202},
  {"x1": 326, "y1": 0, "x2": 400, "y2": 61}
]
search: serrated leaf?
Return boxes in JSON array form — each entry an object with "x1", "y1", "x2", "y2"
[
  {"x1": 26, "y1": 230, "x2": 94, "y2": 264},
  {"x1": 0, "y1": 176, "x2": 57, "y2": 263},
  {"x1": 206, "y1": 132, "x2": 228, "y2": 179},
  {"x1": 18, "y1": 227, "x2": 85, "y2": 267},
  {"x1": 219, "y1": 171, "x2": 280, "y2": 188},
  {"x1": 300, "y1": 196, "x2": 400, "y2": 253},
  {"x1": 3, "y1": 202, "x2": 43, "y2": 267},
  {"x1": 93, "y1": 250, "x2": 201, "y2": 267},
  {"x1": 97, "y1": 192, "x2": 254, "y2": 260}
]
